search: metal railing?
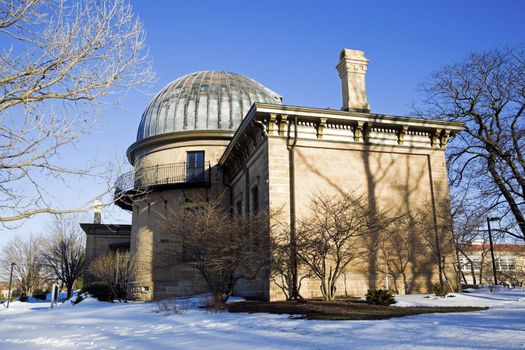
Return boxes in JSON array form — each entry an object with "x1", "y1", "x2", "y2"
[{"x1": 115, "y1": 161, "x2": 211, "y2": 195}]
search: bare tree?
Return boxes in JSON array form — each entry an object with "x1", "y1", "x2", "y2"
[
  {"x1": 0, "y1": 0, "x2": 153, "y2": 222},
  {"x1": 170, "y1": 198, "x2": 270, "y2": 304},
  {"x1": 498, "y1": 258, "x2": 525, "y2": 287},
  {"x1": 296, "y1": 192, "x2": 387, "y2": 301},
  {"x1": 450, "y1": 184, "x2": 485, "y2": 285},
  {"x1": 89, "y1": 250, "x2": 129, "y2": 300},
  {"x1": 449, "y1": 186, "x2": 497, "y2": 286},
  {"x1": 419, "y1": 47, "x2": 525, "y2": 241},
  {"x1": 416, "y1": 201, "x2": 457, "y2": 292},
  {"x1": 376, "y1": 214, "x2": 420, "y2": 294},
  {"x1": 0, "y1": 234, "x2": 48, "y2": 295},
  {"x1": 43, "y1": 216, "x2": 85, "y2": 299},
  {"x1": 270, "y1": 224, "x2": 310, "y2": 300}
]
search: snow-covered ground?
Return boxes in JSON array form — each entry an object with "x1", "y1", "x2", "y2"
[{"x1": 1, "y1": 288, "x2": 524, "y2": 350}]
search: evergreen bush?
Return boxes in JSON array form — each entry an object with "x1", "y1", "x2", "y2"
[
  {"x1": 33, "y1": 293, "x2": 47, "y2": 301},
  {"x1": 432, "y1": 283, "x2": 451, "y2": 297},
  {"x1": 365, "y1": 288, "x2": 396, "y2": 305},
  {"x1": 82, "y1": 282, "x2": 114, "y2": 302}
]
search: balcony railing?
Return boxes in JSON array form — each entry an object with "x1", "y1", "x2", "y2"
[{"x1": 115, "y1": 161, "x2": 211, "y2": 197}]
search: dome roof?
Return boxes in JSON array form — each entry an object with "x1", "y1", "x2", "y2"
[{"x1": 136, "y1": 71, "x2": 282, "y2": 141}]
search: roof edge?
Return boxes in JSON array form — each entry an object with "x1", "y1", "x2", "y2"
[
  {"x1": 219, "y1": 103, "x2": 465, "y2": 166},
  {"x1": 127, "y1": 130, "x2": 235, "y2": 165},
  {"x1": 253, "y1": 103, "x2": 465, "y2": 130}
]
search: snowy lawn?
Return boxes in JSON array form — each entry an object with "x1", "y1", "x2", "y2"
[{"x1": 0, "y1": 288, "x2": 524, "y2": 350}]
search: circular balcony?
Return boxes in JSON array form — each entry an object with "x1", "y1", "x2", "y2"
[{"x1": 114, "y1": 161, "x2": 211, "y2": 210}]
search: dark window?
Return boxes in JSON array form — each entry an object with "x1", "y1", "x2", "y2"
[
  {"x1": 251, "y1": 186, "x2": 259, "y2": 214},
  {"x1": 186, "y1": 151, "x2": 205, "y2": 182}
]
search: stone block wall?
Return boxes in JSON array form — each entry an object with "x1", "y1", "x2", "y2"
[
  {"x1": 266, "y1": 136, "x2": 457, "y2": 300},
  {"x1": 229, "y1": 139, "x2": 271, "y2": 301},
  {"x1": 80, "y1": 224, "x2": 131, "y2": 286},
  {"x1": 127, "y1": 141, "x2": 230, "y2": 301}
]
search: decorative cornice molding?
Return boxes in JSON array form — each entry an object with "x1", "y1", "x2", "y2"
[
  {"x1": 127, "y1": 130, "x2": 234, "y2": 165},
  {"x1": 219, "y1": 103, "x2": 465, "y2": 168},
  {"x1": 79, "y1": 223, "x2": 132, "y2": 236},
  {"x1": 254, "y1": 103, "x2": 464, "y2": 131}
]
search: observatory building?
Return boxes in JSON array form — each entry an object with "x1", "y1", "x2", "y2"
[{"x1": 82, "y1": 49, "x2": 463, "y2": 301}]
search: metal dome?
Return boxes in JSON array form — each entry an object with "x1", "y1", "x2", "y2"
[{"x1": 136, "y1": 71, "x2": 282, "y2": 141}]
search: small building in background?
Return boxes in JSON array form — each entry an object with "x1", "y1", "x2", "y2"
[
  {"x1": 80, "y1": 222, "x2": 131, "y2": 286},
  {"x1": 459, "y1": 242, "x2": 525, "y2": 286}
]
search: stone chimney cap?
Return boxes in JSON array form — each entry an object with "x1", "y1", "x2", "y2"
[
  {"x1": 93, "y1": 199, "x2": 103, "y2": 213},
  {"x1": 339, "y1": 49, "x2": 368, "y2": 62},
  {"x1": 336, "y1": 48, "x2": 370, "y2": 112}
]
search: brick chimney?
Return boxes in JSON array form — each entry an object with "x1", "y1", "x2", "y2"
[{"x1": 336, "y1": 49, "x2": 371, "y2": 113}]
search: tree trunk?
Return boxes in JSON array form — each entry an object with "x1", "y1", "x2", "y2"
[
  {"x1": 402, "y1": 273, "x2": 409, "y2": 294},
  {"x1": 66, "y1": 284, "x2": 73, "y2": 300},
  {"x1": 470, "y1": 265, "x2": 477, "y2": 285},
  {"x1": 487, "y1": 155, "x2": 525, "y2": 240}
]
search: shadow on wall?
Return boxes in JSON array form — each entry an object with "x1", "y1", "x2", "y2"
[{"x1": 293, "y1": 137, "x2": 441, "y2": 295}]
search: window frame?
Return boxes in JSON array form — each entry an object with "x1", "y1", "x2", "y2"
[{"x1": 186, "y1": 151, "x2": 205, "y2": 182}]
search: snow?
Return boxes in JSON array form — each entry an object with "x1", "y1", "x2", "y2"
[
  {"x1": 394, "y1": 287, "x2": 525, "y2": 307},
  {"x1": 1, "y1": 288, "x2": 525, "y2": 349}
]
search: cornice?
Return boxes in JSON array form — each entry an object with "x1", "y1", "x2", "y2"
[
  {"x1": 80, "y1": 223, "x2": 132, "y2": 236},
  {"x1": 219, "y1": 103, "x2": 464, "y2": 167},
  {"x1": 218, "y1": 105, "x2": 258, "y2": 166},
  {"x1": 253, "y1": 103, "x2": 464, "y2": 131},
  {"x1": 127, "y1": 130, "x2": 235, "y2": 165}
]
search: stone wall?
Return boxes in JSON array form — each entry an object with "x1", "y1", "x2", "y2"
[
  {"x1": 127, "y1": 141, "x2": 229, "y2": 301},
  {"x1": 219, "y1": 104, "x2": 463, "y2": 301},
  {"x1": 228, "y1": 138, "x2": 271, "y2": 300},
  {"x1": 80, "y1": 224, "x2": 131, "y2": 286},
  {"x1": 265, "y1": 134, "x2": 458, "y2": 300}
]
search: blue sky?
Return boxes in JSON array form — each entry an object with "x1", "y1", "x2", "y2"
[{"x1": 0, "y1": 0, "x2": 523, "y2": 248}]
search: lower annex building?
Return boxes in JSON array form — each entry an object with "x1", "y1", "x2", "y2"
[{"x1": 81, "y1": 49, "x2": 463, "y2": 301}]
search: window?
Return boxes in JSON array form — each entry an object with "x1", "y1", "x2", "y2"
[
  {"x1": 251, "y1": 186, "x2": 259, "y2": 214},
  {"x1": 497, "y1": 257, "x2": 516, "y2": 271},
  {"x1": 461, "y1": 257, "x2": 481, "y2": 271},
  {"x1": 459, "y1": 257, "x2": 472, "y2": 272},
  {"x1": 186, "y1": 151, "x2": 205, "y2": 182}
]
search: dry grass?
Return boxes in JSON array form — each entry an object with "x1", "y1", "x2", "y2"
[
  {"x1": 152, "y1": 302, "x2": 184, "y2": 315},
  {"x1": 227, "y1": 299, "x2": 487, "y2": 320},
  {"x1": 201, "y1": 295, "x2": 226, "y2": 312}
]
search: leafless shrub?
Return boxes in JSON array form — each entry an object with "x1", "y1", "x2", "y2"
[
  {"x1": 89, "y1": 251, "x2": 129, "y2": 300},
  {"x1": 270, "y1": 224, "x2": 310, "y2": 300},
  {"x1": 376, "y1": 214, "x2": 420, "y2": 294},
  {"x1": 416, "y1": 201, "x2": 457, "y2": 292},
  {"x1": 201, "y1": 295, "x2": 225, "y2": 313},
  {"x1": 296, "y1": 191, "x2": 391, "y2": 301},
  {"x1": 152, "y1": 301, "x2": 184, "y2": 315},
  {"x1": 169, "y1": 197, "x2": 270, "y2": 304}
]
